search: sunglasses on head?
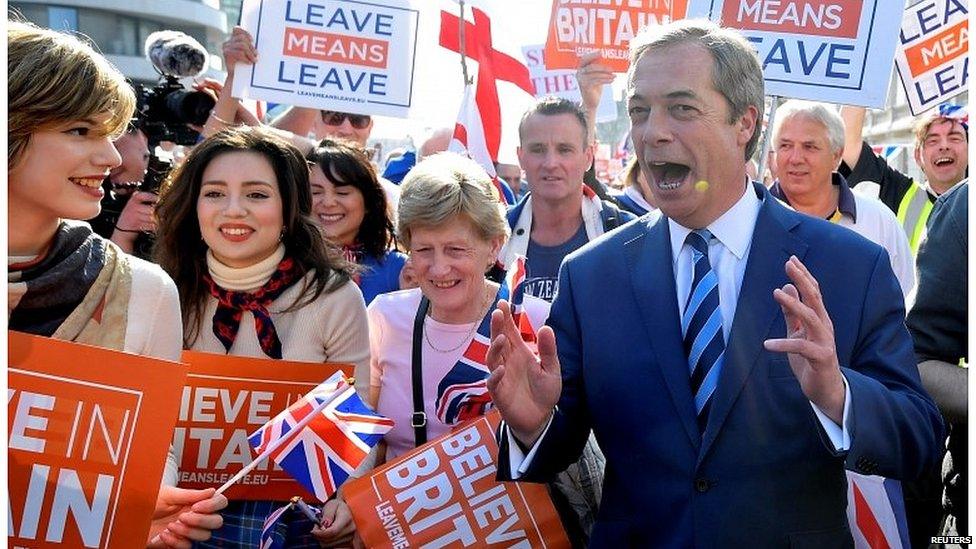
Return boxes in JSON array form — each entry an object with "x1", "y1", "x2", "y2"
[{"x1": 321, "y1": 111, "x2": 371, "y2": 129}]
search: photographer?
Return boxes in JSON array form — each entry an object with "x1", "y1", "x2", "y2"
[
  {"x1": 89, "y1": 124, "x2": 158, "y2": 256},
  {"x1": 92, "y1": 30, "x2": 224, "y2": 260}
]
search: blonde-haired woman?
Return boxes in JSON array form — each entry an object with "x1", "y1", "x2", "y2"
[{"x1": 7, "y1": 19, "x2": 226, "y2": 547}]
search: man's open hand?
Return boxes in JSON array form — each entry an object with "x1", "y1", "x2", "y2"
[{"x1": 486, "y1": 300, "x2": 561, "y2": 446}]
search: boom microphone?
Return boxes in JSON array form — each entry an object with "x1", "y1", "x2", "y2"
[{"x1": 145, "y1": 30, "x2": 209, "y2": 78}]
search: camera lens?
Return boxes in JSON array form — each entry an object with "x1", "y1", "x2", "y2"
[{"x1": 164, "y1": 90, "x2": 216, "y2": 126}]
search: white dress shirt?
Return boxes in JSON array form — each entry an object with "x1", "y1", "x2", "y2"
[
  {"x1": 508, "y1": 181, "x2": 851, "y2": 477},
  {"x1": 668, "y1": 179, "x2": 760, "y2": 341}
]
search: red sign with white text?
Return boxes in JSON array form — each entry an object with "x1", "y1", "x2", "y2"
[
  {"x1": 8, "y1": 332, "x2": 187, "y2": 548},
  {"x1": 904, "y1": 20, "x2": 968, "y2": 77},
  {"x1": 283, "y1": 26, "x2": 390, "y2": 68},
  {"x1": 345, "y1": 411, "x2": 570, "y2": 548},
  {"x1": 173, "y1": 351, "x2": 351, "y2": 501}
]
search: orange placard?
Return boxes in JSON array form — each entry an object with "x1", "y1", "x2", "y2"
[
  {"x1": 8, "y1": 331, "x2": 188, "y2": 548},
  {"x1": 173, "y1": 351, "x2": 351, "y2": 501},
  {"x1": 543, "y1": 0, "x2": 689, "y2": 72},
  {"x1": 345, "y1": 410, "x2": 571, "y2": 548}
]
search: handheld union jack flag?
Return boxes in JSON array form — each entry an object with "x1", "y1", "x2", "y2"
[
  {"x1": 260, "y1": 497, "x2": 322, "y2": 549},
  {"x1": 500, "y1": 255, "x2": 537, "y2": 343},
  {"x1": 259, "y1": 501, "x2": 292, "y2": 549},
  {"x1": 248, "y1": 372, "x2": 394, "y2": 502}
]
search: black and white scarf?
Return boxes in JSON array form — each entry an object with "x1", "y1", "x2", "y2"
[{"x1": 9, "y1": 221, "x2": 130, "y2": 348}]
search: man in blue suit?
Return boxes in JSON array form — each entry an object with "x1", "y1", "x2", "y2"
[{"x1": 485, "y1": 20, "x2": 944, "y2": 548}]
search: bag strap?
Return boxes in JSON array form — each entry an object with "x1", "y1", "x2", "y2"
[{"x1": 410, "y1": 296, "x2": 430, "y2": 446}]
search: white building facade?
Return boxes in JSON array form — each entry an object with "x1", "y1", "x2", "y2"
[{"x1": 10, "y1": 0, "x2": 228, "y2": 83}]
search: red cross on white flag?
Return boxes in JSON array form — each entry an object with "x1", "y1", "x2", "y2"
[
  {"x1": 449, "y1": 85, "x2": 496, "y2": 177},
  {"x1": 413, "y1": 0, "x2": 540, "y2": 166},
  {"x1": 449, "y1": 84, "x2": 516, "y2": 203},
  {"x1": 440, "y1": 4, "x2": 535, "y2": 161}
]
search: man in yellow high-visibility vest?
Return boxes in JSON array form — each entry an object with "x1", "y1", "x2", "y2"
[{"x1": 839, "y1": 106, "x2": 967, "y2": 255}]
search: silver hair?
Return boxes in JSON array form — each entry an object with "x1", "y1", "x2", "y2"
[
  {"x1": 627, "y1": 19, "x2": 765, "y2": 160},
  {"x1": 397, "y1": 152, "x2": 510, "y2": 249},
  {"x1": 773, "y1": 100, "x2": 845, "y2": 153}
]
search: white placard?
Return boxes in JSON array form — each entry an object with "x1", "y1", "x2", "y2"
[
  {"x1": 522, "y1": 44, "x2": 618, "y2": 123},
  {"x1": 894, "y1": 0, "x2": 969, "y2": 116},
  {"x1": 233, "y1": 0, "x2": 421, "y2": 118},
  {"x1": 687, "y1": 0, "x2": 905, "y2": 108}
]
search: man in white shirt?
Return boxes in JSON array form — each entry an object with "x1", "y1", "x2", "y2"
[
  {"x1": 768, "y1": 100, "x2": 915, "y2": 298},
  {"x1": 485, "y1": 19, "x2": 943, "y2": 547}
]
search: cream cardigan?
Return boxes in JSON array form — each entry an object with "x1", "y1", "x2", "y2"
[{"x1": 188, "y1": 269, "x2": 371, "y2": 391}]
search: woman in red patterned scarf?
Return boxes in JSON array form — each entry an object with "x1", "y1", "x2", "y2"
[
  {"x1": 7, "y1": 19, "x2": 226, "y2": 548},
  {"x1": 154, "y1": 125, "x2": 370, "y2": 548}
]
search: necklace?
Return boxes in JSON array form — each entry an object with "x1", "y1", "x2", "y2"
[{"x1": 423, "y1": 285, "x2": 493, "y2": 354}]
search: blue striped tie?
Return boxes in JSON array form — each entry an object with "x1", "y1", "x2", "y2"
[{"x1": 682, "y1": 230, "x2": 725, "y2": 433}]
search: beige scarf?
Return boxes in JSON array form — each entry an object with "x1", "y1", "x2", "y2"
[{"x1": 52, "y1": 242, "x2": 133, "y2": 350}]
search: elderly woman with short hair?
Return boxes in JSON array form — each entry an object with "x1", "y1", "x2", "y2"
[
  {"x1": 367, "y1": 153, "x2": 551, "y2": 447},
  {"x1": 312, "y1": 152, "x2": 553, "y2": 545}
]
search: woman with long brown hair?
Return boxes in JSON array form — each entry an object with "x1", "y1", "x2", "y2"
[{"x1": 155, "y1": 125, "x2": 371, "y2": 547}]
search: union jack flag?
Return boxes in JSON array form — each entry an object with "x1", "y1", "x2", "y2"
[
  {"x1": 500, "y1": 255, "x2": 537, "y2": 343},
  {"x1": 846, "y1": 472, "x2": 910, "y2": 549},
  {"x1": 435, "y1": 257, "x2": 543, "y2": 425},
  {"x1": 260, "y1": 497, "x2": 321, "y2": 549},
  {"x1": 435, "y1": 332, "x2": 493, "y2": 424},
  {"x1": 259, "y1": 502, "x2": 292, "y2": 549},
  {"x1": 248, "y1": 372, "x2": 394, "y2": 502},
  {"x1": 937, "y1": 103, "x2": 968, "y2": 127}
]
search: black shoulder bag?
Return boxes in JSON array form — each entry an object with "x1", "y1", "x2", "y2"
[{"x1": 410, "y1": 296, "x2": 431, "y2": 446}]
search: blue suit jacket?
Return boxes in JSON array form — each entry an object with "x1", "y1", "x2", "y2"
[{"x1": 499, "y1": 184, "x2": 944, "y2": 548}]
